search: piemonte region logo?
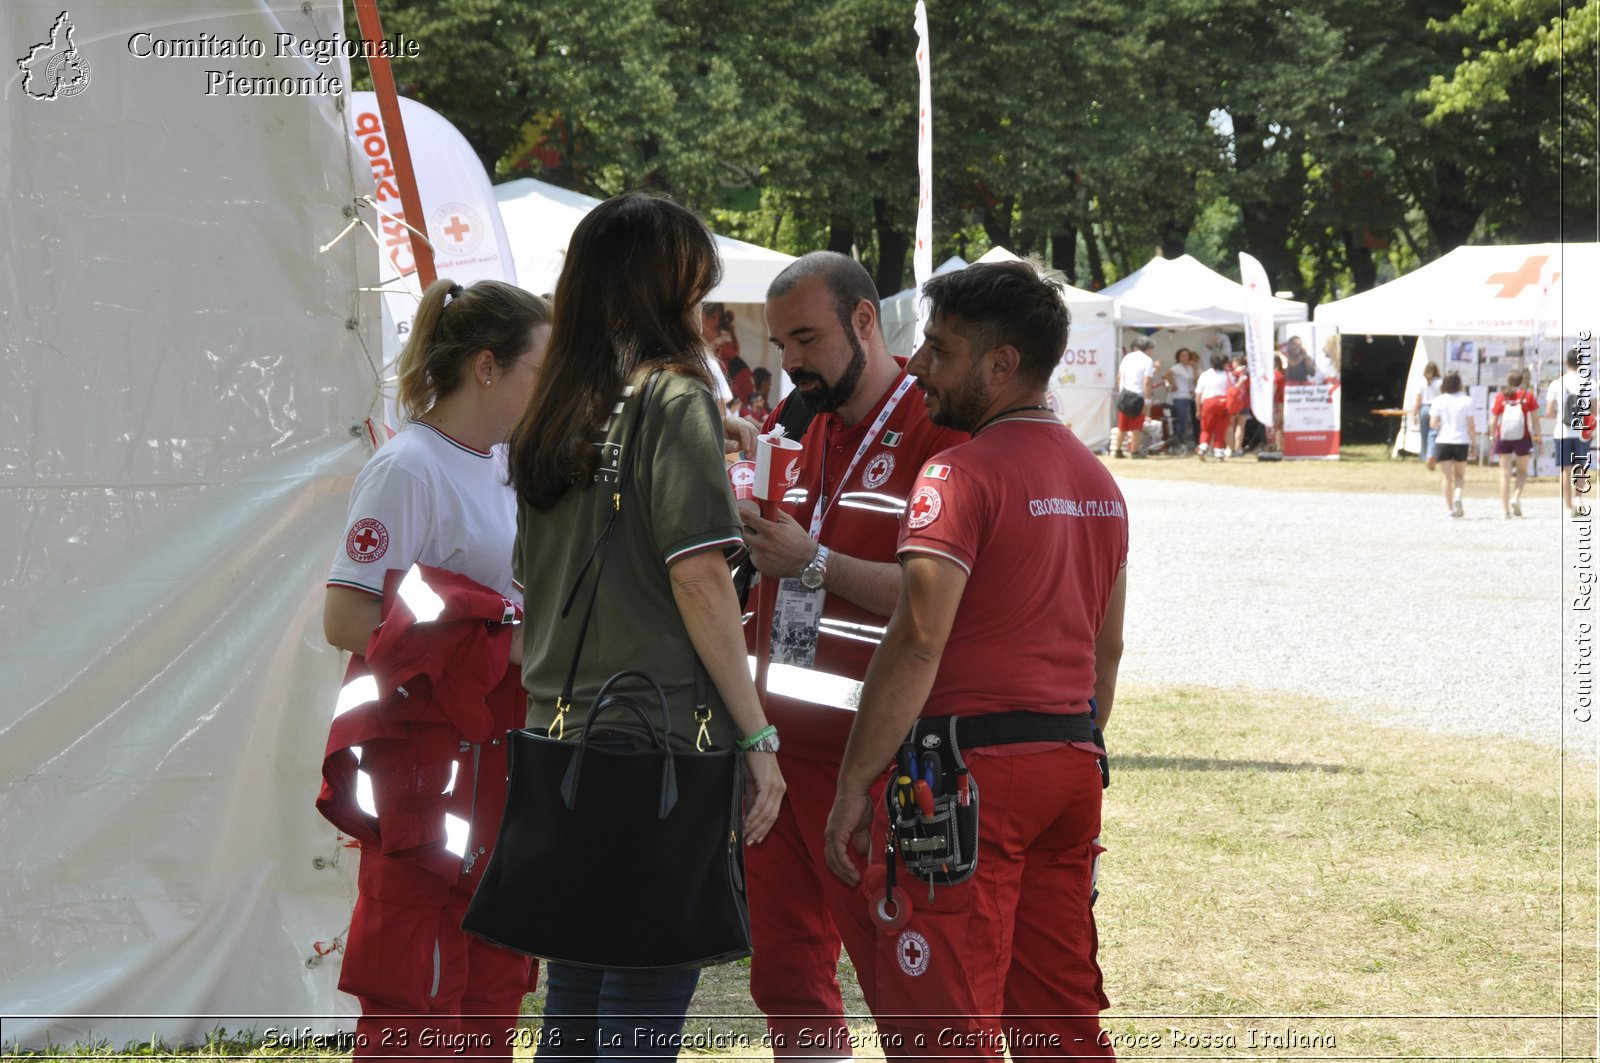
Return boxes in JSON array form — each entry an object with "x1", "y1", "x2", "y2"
[{"x1": 17, "y1": 11, "x2": 92, "y2": 101}]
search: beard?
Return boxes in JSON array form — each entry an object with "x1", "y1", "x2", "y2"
[
  {"x1": 923, "y1": 362, "x2": 991, "y2": 432},
  {"x1": 787, "y1": 328, "x2": 868, "y2": 413}
]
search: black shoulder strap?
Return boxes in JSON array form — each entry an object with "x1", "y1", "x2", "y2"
[{"x1": 555, "y1": 371, "x2": 662, "y2": 721}]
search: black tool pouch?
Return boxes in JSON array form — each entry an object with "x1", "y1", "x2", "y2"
[{"x1": 885, "y1": 716, "x2": 980, "y2": 886}]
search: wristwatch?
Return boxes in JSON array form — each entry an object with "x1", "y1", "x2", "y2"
[{"x1": 799, "y1": 544, "x2": 830, "y2": 591}]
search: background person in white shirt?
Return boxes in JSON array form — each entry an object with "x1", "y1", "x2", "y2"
[
  {"x1": 1116, "y1": 336, "x2": 1156, "y2": 457},
  {"x1": 1430, "y1": 370, "x2": 1476, "y2": 517},
  {"x1": 1544, "y1": 347, "x2": 1593, "y2": 515},
  {"x1": 1412, "y1": 361, "x2": 1442, "y2": 466},
  {"x1": 1194, "y1": 352, "x2": 1233, "y2": 460},
  {"x1": 1166, "y1": 347, "x2": 1198, "y2": 450}
]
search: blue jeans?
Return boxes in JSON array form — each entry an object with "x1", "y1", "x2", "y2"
[
  {"x1": 1172, "y1": 398, "x2": 1196, "y2": 447},
  {"x1": 538, "y1": 962, "x2": 701, "y2": 1062},
  {"x1": 1418, "y1": 405, "x2": 1433, "y2": 461}
]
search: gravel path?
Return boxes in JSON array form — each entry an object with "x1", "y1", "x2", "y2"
[{"x1": 1114, "y1": 476, "x2": 1587, "y2": 755}]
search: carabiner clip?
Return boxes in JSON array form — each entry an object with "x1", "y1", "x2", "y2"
[{"x1": 548, "y1": 697, "x2": 570, "y2": 740}]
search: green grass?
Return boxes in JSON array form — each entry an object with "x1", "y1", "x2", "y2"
[{"x1": 8, "y1": 687, "x2": 1593, "y2": 1061}]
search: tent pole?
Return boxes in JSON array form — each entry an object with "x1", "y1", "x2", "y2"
[{"x1": 352, "y1": 0, "x2": 436, "y2": 289}]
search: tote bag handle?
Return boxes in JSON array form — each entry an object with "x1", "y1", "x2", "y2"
[{"x1": 560, "y1": 670, "x2": 679, "y2": 818}]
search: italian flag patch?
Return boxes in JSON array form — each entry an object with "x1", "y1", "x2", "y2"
[{"x1": 923, "y1": 463, "x2": 951, "y2": 480}]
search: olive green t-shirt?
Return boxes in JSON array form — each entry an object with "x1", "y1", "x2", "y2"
[{"x1": 515, "y1": 369, "x2": 743, "y2": 750}]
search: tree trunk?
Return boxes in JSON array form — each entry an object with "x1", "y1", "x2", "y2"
[
  {"x1": 1419, "y1": 159, "x2": 1480, "y2": 255},
  {"x1": 1084, "y1": 220, "x2": 1107, "y2": 290},
  {"x1": 827, "y1": 216, "x2": 855, "y2": 256},
  {"x1": 872, "y1": 196, "x2": 911, "y2": 298},
  {"x1": 1342, "y1": 228, "x2": 1379, "y2": 293},
  {"x1": 981, "y1": 195, "x2": 1014, "y2": 251},
  {"x1": 1050, "y1": 225, "x2": 1078, "y2": 285},
  {"x1": 1157, "y1": 217, "x2": 1190, "y2": 260},
  {"x1": 1231, "y1": 114, "x2": 1301, "y2": 289}
]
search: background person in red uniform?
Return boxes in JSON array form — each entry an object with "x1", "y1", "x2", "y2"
[
  {"x1": 742, "y1": 251, "x2": 966, "y2": 1056},
  {"x1": 1491, "y1": 369, "x2": 1541, "y2": 517},
  {"x1": 825, "y1": 260, "x2": 1127, "y2": 1059}
]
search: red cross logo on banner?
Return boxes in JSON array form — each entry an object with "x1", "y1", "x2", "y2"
[
  {"x1": 907, "y1": 486, "x2": 942, "y2": 530},
  {"x1": 896, "y1": 929, "x2": 930, "y2": 977},
  {"x1": 1485, "y1": 255, "x2": 1549, "y2": 299},
  {"x1": 345, "y1": 517, "x2": 389, "y2": 563},
  {"x1": 429, "y1": 202, "x2": 486, "y2": 257}
]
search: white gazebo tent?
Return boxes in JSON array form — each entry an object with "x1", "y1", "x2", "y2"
[
  {"x1": 1314, "y1": 242, "x2": 1597, "y2": 457},
  {"x1": 493, "y1": 178, "x2": 795, "y2": 384},
  {"x1": 1100, "y1": 253, "x2": 1309, "y2": 328},
  {"x1": 879, "y1": 247, "x2": 1123, "y2": 450},
  {"x1": 1314, "y1": 242, "x2": 1594, "y2": 340}
]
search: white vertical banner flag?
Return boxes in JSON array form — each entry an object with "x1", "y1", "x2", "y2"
[
  {"x1": 1238, "y1": 252, "x2": 1277, "y2": 427},
  {"x1": 351, "y1": 93, "x2": 519, "y2": 434},
  {"x1": 912, "y1": 1, "x2": 933, "y2": 341}
]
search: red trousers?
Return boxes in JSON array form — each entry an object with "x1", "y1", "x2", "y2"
[
  {"x1": 748, "y1": 753, "x2": 887, "y2": 1058},
  {"x1": 1200, "y1": 397, "x2": 1231, "y2": 450},
  {"x1": 832, "y1": 745, "x2": 1113, "y2": 1060},
  {"x1": 342, "y1": 851, "x2": 536, "y2": 1060}
]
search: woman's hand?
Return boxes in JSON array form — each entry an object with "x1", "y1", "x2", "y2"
[
  {"x1": 741, "y1": 750, "x2": 785, "y2": 845},
  {"x1": 723, "y1": 413, "x2": 757, "y2": 456}
]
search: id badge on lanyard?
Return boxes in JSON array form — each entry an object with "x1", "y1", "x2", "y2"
[{"x1": 770, "y1": 578, "x2": 824, "y2": 667}]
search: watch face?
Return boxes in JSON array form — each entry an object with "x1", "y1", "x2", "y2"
[{"x1": 800, "y1": 566, "x2": 824, "y2": 591}]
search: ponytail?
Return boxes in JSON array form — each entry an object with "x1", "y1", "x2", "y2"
[{"x1": 395, "y1": 278, "x2": 552, "y2": 423}]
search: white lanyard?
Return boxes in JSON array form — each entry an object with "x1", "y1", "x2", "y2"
[{"x1": 807, "y1": 374, "x2": 916, "y2": 541}]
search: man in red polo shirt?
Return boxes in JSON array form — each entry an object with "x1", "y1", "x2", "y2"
[
  {"x1": 742, "y1": 251, "x2": 966, "y2": 1057},
  {"x1": 825, "y1": 260, "x2": 1127, "y2": 1059}
]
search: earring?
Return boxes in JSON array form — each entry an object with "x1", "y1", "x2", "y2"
[{"x1": 483, "y1": 377, "x2": 493, "y2": 387}]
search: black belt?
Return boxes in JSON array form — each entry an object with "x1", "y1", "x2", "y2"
[{"x1": 912, "y1": 710, "x2": 1100, "y2": 750}]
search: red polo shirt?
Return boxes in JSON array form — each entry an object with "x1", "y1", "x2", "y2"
[
  {"x1": 899, "y1": 416, "x2": 1129, "y2": 718},
  {"x1": 750, "y1": 371, "x2": 966, "y2": 758}
]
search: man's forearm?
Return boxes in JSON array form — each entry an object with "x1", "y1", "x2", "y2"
[
  {"x1": 822, "y1": 552, "x2": 900, "y2": 618},
  {"x1": 1091, "y1": 658, "x2": 1119, "y2": 731}
]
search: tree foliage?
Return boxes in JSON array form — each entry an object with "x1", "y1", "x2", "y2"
[{"x1": 347, "y1": 0, "x2": 1595, "y2": 299}]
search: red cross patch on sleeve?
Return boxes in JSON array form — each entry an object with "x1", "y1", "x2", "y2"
[
  {"x1": 906, "y1": 486, "x2": 943, "y2": 529},
  {"x1": 345, "y1": 518, "x2": 389, "y2": 563}
]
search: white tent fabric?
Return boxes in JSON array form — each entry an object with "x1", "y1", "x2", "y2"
[
  {"x1": 493, "y1": 176, "x2": 795, "y2": 304},
  {"x1": 2, "y1": 1, "x2": 372, "y2": 1047},
  {"x1": 1102, "y1": 253, "x2": 1308, "y2": 327},
  {"x1": 878, "y1": 249, "x2": 1120, "y2": 450},
  {"x1": 1313, "y1": 242, "x2": 1597, "y2": 341}
]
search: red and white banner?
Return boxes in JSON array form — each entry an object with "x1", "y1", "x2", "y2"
[
  {"x1": 1282, "y1": 324, "x2": 1341, "y2": 459},
  {"x1": 1239, "y1": 252, "x2": 1277, "y2": 427},
  {"x1": 351, "y1": 93, "x2": 518, "y2": 433},
  {"x1": 912, "y1": 1, "x2": 933, "y2": 341}
]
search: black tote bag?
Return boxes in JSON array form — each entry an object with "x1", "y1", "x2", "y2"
[
  {"x1": 461, "y1": 372, "x2": 751, "y2": 969},
  {"x1": 462, "y1": 671, "x2": 750, "y2": 970}
]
